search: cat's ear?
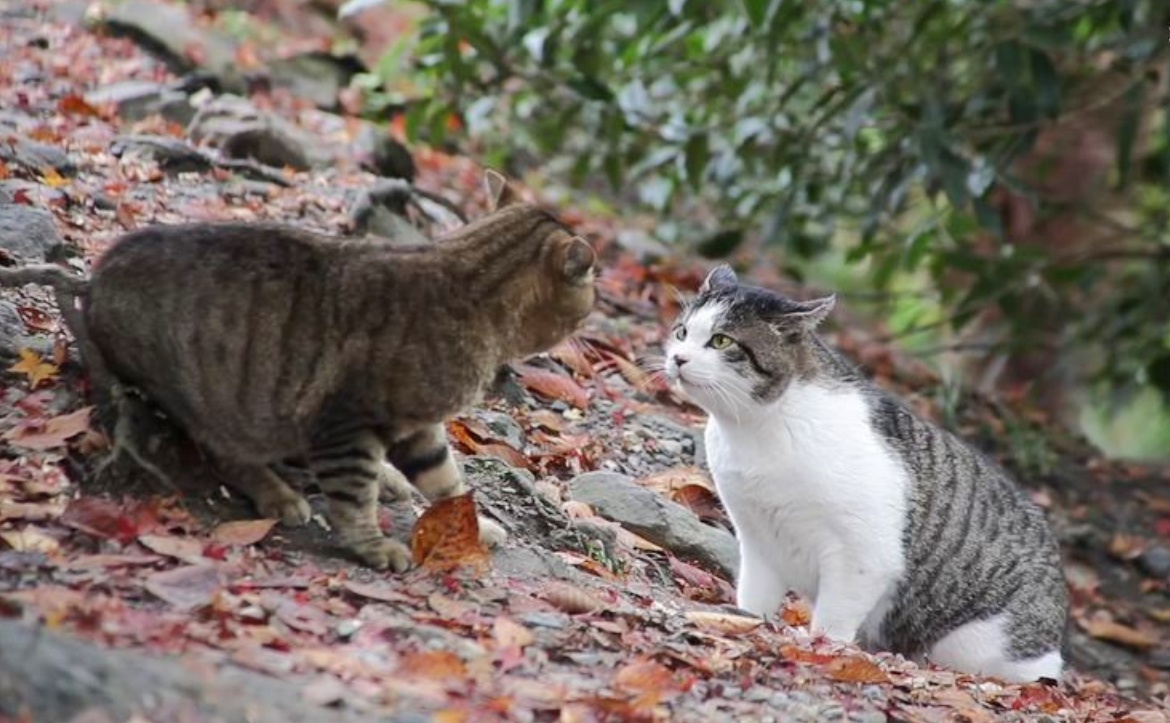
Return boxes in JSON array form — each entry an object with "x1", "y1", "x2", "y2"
[
  {"x1": 560, "y1": 236, "x2": 596, "y2": 284},
  {"x1": 700, "y1": 264, "x2": 737, "y2": 294},
  {"x1": 484, "y1": 168, "x2": 521, "y2": 210},
  {"x1": 786, "y1": 295, "x2": 836, "y2": 328}
]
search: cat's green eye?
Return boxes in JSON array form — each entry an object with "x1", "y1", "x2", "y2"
[
  {"x1": 674, "y1": 326, "x2": 687, "y2": 341},
  {"x1": 709, "y1": 333, "x2": 733, "y2": 350}
]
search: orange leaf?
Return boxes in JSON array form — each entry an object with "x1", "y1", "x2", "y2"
[
  {"x1": 639, "y1": 466, "x2": 716, "y2": 495},
  {"x1": 671, "y1": 484, "x2": 724, "y2": 522},
  {"x1": 613, "y1": 659, "x2": 673, "y2": 695},
  {"x1": 39, "y1": 166, "x2": 69, "y2": 189},
  {"x1": 410, "y1": 492, "x2": 490, "y2": 572},
  {"x1": 780, "y1": 599, "x2": 811, "y2": 627},
  {"x1": 826, "y1": 656, "x2": 889, "y2": 683},
  {"x1": 8, "y1": 348, "x2": 59, "y2": 387},
  {"x1": 684, "y1": 610, "x2": 762, "y2": 635},
  {"x1": 542, "y1": 581, "x2": 604, "y2": 614},
  {"x1": 779, "y1": 644, "x2": 836, "y2": 666},
  {"x1": 400, "y1": 650, "x2": 466, "y2": 679},
  {"x1": 3, "y1": 406, "x2": 91, "y2": 450},
  {"x1": 58, "y1": 94, "x2": 101, "y2": 117},
  {"x1": 211, "y1": 518, "x2": 278, "y2": 546},
  {"x1": 515, "y1": 364, "x2": 589, "y2": 409}
]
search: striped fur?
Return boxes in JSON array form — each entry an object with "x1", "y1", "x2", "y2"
[
  {"x1": 665, "y1": 265, "x2": 1068, "y2": 682},
  {"x1": 83, "y1": 173, "x2": 593, "y2": 570}
]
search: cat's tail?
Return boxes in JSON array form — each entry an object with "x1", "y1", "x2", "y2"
[{"x1": 0, "y1": 264, "x2": 114, "y2": 400}]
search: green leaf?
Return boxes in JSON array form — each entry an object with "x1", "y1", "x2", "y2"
[
  {"x1": 1029, "y1": 49, "x2": 1060, "y2": 119},
  {"x1": 684, "y1": 133, "x2": 709, "y2": 189},
  {"x1": 995, "y1": 41, "x2": 1025, "y2": 87},
  {"x1": 1116, "y1": 81, "x2": 1146, "y2": 188},
  {"x1": 568, "y1": 75, "x2": 615, "y2": 101}
]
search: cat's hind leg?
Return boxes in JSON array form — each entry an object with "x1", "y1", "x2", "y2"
[
  {"x1": 309, "y1": 430, "x2": 411, "y2": 571},
  {"x1": 214, "y1": 459, "x2": 312, "y2": 527},
  {"x1": 387, "y1": 423, "x2": 506, "y2": 549}
]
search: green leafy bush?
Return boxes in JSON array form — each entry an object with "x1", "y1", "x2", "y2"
[{"x1": 371, "y1": 0, "x2": 1170, "y2": 404}]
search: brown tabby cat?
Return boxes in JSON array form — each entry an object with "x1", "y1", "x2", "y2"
[{"x1": 3, "y1": 172, "x2": 596, "y2": 570}]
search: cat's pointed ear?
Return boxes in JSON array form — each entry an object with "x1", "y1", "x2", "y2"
[
  {"x1": 484, "y1": 168, "x2": 521, "y2": 210},
  {"x1": 561, "y1": 236, "x2": 596, "y2": 284},
  {"x1": 699, "y1": 264, "x2": 737, "y2": 294},
  {"x1": 786, "y1": 295, "x2": 836, "y2": 328}
]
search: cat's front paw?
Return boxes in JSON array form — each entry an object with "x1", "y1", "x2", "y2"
[
  {"x1": 258, "y1": 494, "x2": 312, "y2": 527},
  {"x1": 352, "y1": 537, "x2": 412, "y2": 572},
  {"x1": 477, "y1": 515, "x2": 506, "y2": 549}
]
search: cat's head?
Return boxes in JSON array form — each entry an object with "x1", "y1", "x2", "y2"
[
  {"x1": 481, "y1": 170, "x2": 597, "y2": 354},
  {"x1": 664, "y1": 265, "x2": 835, "y2": 417}
]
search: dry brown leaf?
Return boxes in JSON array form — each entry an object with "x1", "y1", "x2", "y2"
[
  {"x1": 410, "y1": 492, "x2": 490, "y2": 572},
  {"x1": 542, "y1": 581, "x2": 604, "y2": 614},
  {"x1": 561, "y1": 500, "x2": 595, "y2": 519},
  {"x1": 0, "y1": 500, "x2": 66, "y2": 522},
  {"x1": 38, "y1": 167, "x2": 69, "y2": 189},
  {"x1": 58, "y1": 93, "x2": 101, "y2": 117},
  {"x1": 143, "y1": 564, "x2": 226, "y2": 611},
  {"x1": 515, "y1": 364, "x2": 590, "y2": 409},
  {"x1": 343, "y1": 580, "x2": 413, "y2": 604},
  {"x1": 780, "y1": 599, "x2": 812, "y2": 627},
  {"x1": 400, "y1": 650, "x2": 467, "y2": 679},
  {"x1": 428, "y1": 592, "x2": 475, "y2": 619},
  {"x1": 826, "y1": 655, "x2": 889, "y2": 683},
  {"x1": 3, "y1": 406, "x2": 91, "y2": 450},
  {"x1": 779, "y1": 644, "x2": 836, "y2": 666},
  {"x1": 0, "y1": 526, "x2": 60, "y2": 554},
  {"x1": 1081, "y1": 614, "x2": 1158, "y2": 650},
  {"x1": 527, "y1": 409, "x2": 568, "y2": 433},
  {"x1": 613, "y1": 659, "x2": 673, "y2": 694},
  {"x1": 1108, "y1": 533, "x2": 1148, "y2": 561},
  {"x1": 929, "y1": 689, "x2": 997, "y2": 723},
  {"x1": 492, "y1": 616, "x2": 535, "y2": 649},
  {"x1": 684, "y1": 610, "x2": 763, "y2": 635},
  {"x1": 671, "y1": 484, "x2": 725, "y2": 522},
  {"x1": 639, "y1": 466, "x2": 716, "y2": 496},
  {"x1": 211, "y1": 518, "x2": 278, "y2": 546},
  {"x1": 138, "y1": 534, "x2": 206, "y2": 564}
]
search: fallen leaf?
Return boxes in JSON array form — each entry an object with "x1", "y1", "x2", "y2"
[
  {"x1": 400, "y1": 649, "x2": 466, "y2": 678},
  {"x1": 3, "y1": 407, "x2": 91, "y2": 450},
  {"x1": 6, "y1": 349, "x2": 60, "y2": 388},
  {"x1": 671, "y1": 484, "x2": 724, "y2": 523},
  {"x1": 61, "y1": 496, "x2": 162, "y2": 543},
  {"x1": 58, "y1": 93, "x2": 101, "y2": 117},
  {"x1": 343, "y1": 580, "x2": 413, "y2": 604},
  {"x1": 640, "y1": 466, "x2": 716, "y2": 495},
  {"x1": 144, "y1": 564, "x2": 225, "y2": 611},
  {"x1": 493, "y1": 616, "x2": 535, "y2": 649},
  {"x1": 0, "y1": 527, "x2": 59, "y2": 554},
  {"x1": 561, "y1": 500, "x2": 595, "y2": 519},
  {"x1": 410, "y1": 492, "x2": 490, "y2": 572},
  {"x1": 779, "y1": 644, "x2": 836, "y2": 665},
  {"x1": 39, "y1": 166, "x2": 69, "y2": 189},
  {"x1": 211, "y1": 518, "x2": 278, "y2": 546},
  {"x1": 613, "y1": 659, "x2": 674, "y2": 694},
  {"x1": 0, "y1": 500, "x2": 67, "y2": 522},
  {"x1": 515, "y1": 364, "x2": 590, "y2": 409},
  {"x1": 780, "y1": 600, "x2": 812, "y2": 627},
  {"x1": 1108, "y1": 533, "x2": 1148, "y2": 561},
  {"x1": 684, "y1": 610, "x2": 763, "y2": 635},
  {"x1": 527, "y1": 409, "x2": 568, "y2": 433},
  {"x1": 826, "y1": 655, "x2": 889, "y2": 683},
  {"x1": 1081, "y1": 614, "x2": 1158, "y2": 650},
  {"x1": 137, "y1": 534, "x2": 206, "y2": 564},
  {"x1": 542, "y1": 581, "x2": 604, "y2": 614},
  {"x1": 63, "y1": 554, "x2": 161, "y2": 569}
]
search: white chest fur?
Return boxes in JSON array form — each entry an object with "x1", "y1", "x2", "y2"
[{"x1": 705, "y1": 381, "x2": 909, "y2": 643}]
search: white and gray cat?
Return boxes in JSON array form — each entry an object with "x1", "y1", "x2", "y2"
[{"x1": 664, "y1": 265, "x2": 1068, "y2": 682}]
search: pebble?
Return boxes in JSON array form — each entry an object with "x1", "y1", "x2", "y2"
[
  {"x1": 336, "y1": 619, "x2": 363, "y2": 639},
  {"x1": 1139, "y1": 545, "x2": 1170, "y2": 578}
]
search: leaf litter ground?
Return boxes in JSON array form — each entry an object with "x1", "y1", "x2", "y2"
[{"x1": 1, "y1": 3, "x2": 1170, "y2": 722}]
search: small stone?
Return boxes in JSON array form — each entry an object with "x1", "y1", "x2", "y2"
[
  {"x1": 658, "y1": 439, "x2": 683, "y2": 456},
  {"x1": 1139, "y1": 545, "x2": 1170, "y2": 578},
  {"x1": 0, "y1": 205, "x2": 62, "y2": 263},
  {"x1": 353, "y1": 122, "x2": 415, "y2": 180},
  {"x1": 336, "y1": 619, "x2": 363, "y2": 639},
  {"x1": 269, "y1": 52, "x2": 365, "y2": 111},
  {"x1": 480, "y1": 410, "x2": 526, "y2": 450},
  {"x1": 0, "y1": 135, "x2": 75, "y2": 176},
  {"x1": 84, "y1": 80, "x2": 192, "y2": 124},
  {"x1": 518, "y1": 612, "x2": 568, "y2": 629}
]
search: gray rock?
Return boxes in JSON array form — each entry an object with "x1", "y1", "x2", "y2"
[
  {"x1": 111, "y1": 135, "x2": 212, "y2": 174},
  {"x1": 479, "y1": 410, "x2": 526, "y2": 451},
  {"x1": 0, "y1": 205, "x2": 62, "y2": 263},
  {"x1": 102, "y1": 0, "x2": 244, "y2": 94},
  {"x1": 1139, "y1": 545, "x2": 1170, "y2": 578},
  {"x1": 84, "y1": 80, "x2": 193, "y2": 124},
  {"x1": 268, "y1": 52, "x2": 364, "y2": 111},
  {"x1": 353, "y1": 123, "x2": 415, "y2": 180},
  {"x1": 188, "y1": 94, "x2": 318, "y2": 170},
  {"x1": 1148, "y1": 648, "x2": 1170, "y2": 670},
  {"x1": 348, "y1": 178, "x2": 428, "y2": 244},
  {"x1": 0, "y1": 300, "x2": 29, "y2": 360},
  {"x1": 0, "y1": 136, "x2": 75, "y2": 176},
  {"x1": 569, "y1": 471, "x2": 739, "y2": 579}
]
